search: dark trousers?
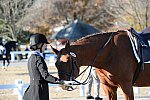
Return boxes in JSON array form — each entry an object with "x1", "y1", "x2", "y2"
[{"x1": 2, "y1": 54, "x2": 10, "y2": 66}]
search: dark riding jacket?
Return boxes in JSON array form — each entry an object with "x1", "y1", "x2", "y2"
[{"x1": 23, "y1": 53, "x2": 57, "y2": 100}]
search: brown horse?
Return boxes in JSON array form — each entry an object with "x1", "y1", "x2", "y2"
[{"x1": 51, "y1": 30, "x2": 150, "y2": 100}]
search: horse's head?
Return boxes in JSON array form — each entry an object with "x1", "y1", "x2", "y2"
[{"x1": 51, "y1": 41, "x2": 80, "y2": 90}]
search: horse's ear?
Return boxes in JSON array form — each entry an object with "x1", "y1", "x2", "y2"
[
  {"x1": 65, "y1": 40, "x2": 70, "y2": 51},
  {"x1": 50, "y1": 45, "x2": 59, "y2": 55}
]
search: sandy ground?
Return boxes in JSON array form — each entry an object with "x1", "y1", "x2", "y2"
[
  {"x1": 0, "y1": 60, "x2": 150, "y2": 100},
  {"x1": 0, "y1": 60, "x2": 106, "y2": 100}
]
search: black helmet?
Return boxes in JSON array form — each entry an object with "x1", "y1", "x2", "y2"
[{"x1": 30, "y1": 33, "x2": 49, "y2": 49}]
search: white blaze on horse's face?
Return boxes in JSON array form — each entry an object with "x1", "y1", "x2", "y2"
[
  {"x1": 60, "y1": 54, "x2": 69, "y2": 62},
  {"x1": 60, "y1": 52, "x2": 76, "y2": 62}
]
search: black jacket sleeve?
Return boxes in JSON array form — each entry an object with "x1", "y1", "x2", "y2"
[{"x1": 36, "y1": 56, "x2": 58, "y2": 83}]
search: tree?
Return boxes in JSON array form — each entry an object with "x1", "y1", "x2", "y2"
[
  {"x1": 19, "y1": 0, "x2": 150, "y2": 35},
  {"x1": 21, "y1": 0, "x2": 117, "y2": 32},
  {"x1": 52, "y1": 0, "x2": 116, "y2": 30},
  {"x1": 0, "y1": 0, "x2": 35, "y2": 41},
  {"x1": 104, "y1": 0, "x2": 150, "y2": 31}
]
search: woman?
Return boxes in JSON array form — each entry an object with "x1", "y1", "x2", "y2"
[{"x1": 23, "y1": 33, "x2": 63, "y2": 100}]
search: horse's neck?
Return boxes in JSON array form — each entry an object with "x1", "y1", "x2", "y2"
[
  {"x1": 71, "y1": 44, "x2": 99, "y2": 67},
  {"x1": 71, "y1": 32, "x2": 118, "y2": 68}
]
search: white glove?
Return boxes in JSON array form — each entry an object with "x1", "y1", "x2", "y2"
[{"x1": 63, "y1": 81, "x2": 76, "y2": 86}]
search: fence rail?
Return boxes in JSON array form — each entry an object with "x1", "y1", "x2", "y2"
[
  {"x1": 1, "y1": 79, "x2": 150, "y2": 100},
  {"x1": 0, "y1": 79, "x2": 85, "y2": 100},
  {"x1": 0, "y1": 79, "x2": 58, "y2": 100},
  {"x1": 10, "y1": 50, "x2": 56, "y2": 62}
]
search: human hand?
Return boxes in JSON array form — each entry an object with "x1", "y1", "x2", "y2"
[{"x1": 56, "y1": 79, "x2": 65, "y2": 85}]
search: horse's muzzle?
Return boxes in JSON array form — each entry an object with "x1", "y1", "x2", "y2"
[{"x1": 59, "y1": 85, "x2": 74, "y2": 91}]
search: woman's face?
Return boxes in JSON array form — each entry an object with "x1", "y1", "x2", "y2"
[{"x1": 41, "y1": 43, "x2": 47, "y2": 53}]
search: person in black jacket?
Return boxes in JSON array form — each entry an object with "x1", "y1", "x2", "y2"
[
  {"x1": 23, "y1": 33, "x2": 63, "y2": 100},
  {"x1": 0, "y1": 43, "x2": 10, "y2": 70}
]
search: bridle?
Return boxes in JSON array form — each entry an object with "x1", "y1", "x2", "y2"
[
  {"x1": 56, "y1": 53, "x2": 79, "y2": 91},
  {"x1": 57, "y1": 32, "x2": 115, "y2": 87},
  {"x1": 56, "y1": 52, "x2": 79, "y2": 81}
]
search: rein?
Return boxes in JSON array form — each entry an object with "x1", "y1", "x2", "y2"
[{"x1": 72, "y1": 32, "x2": 115, "y2": 85}]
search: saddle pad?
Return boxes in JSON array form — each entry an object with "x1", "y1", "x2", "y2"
[
  {"x1": 143, "y1": 48, "x2": 150, "y2": 63},
  {"x1": 126, "y1": 30, "x2": 150, "y2": 64},
  {"x1": 148, "y1": 40, "x2": 150, "y2": 46}
]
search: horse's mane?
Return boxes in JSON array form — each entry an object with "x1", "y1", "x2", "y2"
[
  {"x1": 71, "y1": 30, "x2": 128, "y2": 46},
  {"x1": 72, "y1": 32, "x2": 114, "y2": 45}
]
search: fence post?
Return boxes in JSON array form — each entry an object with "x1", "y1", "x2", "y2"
[
  {"x1": 80, "y1": 85, "x2": 85, "y2": 96},
  {"x1": 15, "y1": 79, "x2": 24, "y2": 100}
]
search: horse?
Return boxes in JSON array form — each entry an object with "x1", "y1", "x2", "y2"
[{"x1": 50, "y1": 30, "x2": 150, "y2": 100}]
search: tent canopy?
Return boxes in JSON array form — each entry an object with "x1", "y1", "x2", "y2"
[
  {"x1": 51, "y1": 19, "x2": 100, "y2": 41},
  {"x1": 142, "y1": 27, "x2": 150, "y2": 34}
]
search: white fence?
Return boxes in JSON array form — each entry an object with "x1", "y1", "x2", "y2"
[
  {"x1": 10, "y1": 50, "x2": 56, "y2": 62},
  {"x1": 0, "y1": 79, "x2": 86, "y2": 100},
  {"x1": 0, "y1": 79, "x2": 59, "y2": 100},
  {"x1": 1, "y1": 79, "x2": 150, "y2": 100}
]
